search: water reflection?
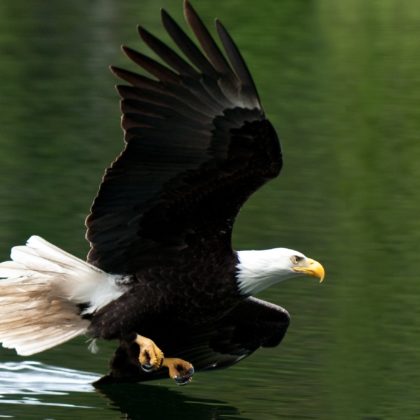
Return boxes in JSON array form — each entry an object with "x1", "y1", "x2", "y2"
[{"x1": 96, "y1": 383, "x2": 246, "y2": 420}]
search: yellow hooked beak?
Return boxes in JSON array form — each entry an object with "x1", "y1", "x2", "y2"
[{"x1": 293, "y1": 258, "x2": 325, "y2": 283}]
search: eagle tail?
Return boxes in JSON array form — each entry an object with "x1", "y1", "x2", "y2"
[{"x1": 0, "y1": 236, "x2": 106, "y2": 356}]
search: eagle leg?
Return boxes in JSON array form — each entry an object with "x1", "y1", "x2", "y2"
[
  {"x1": 162, "y1": 358, "x2": 194, "y2": 385},
  {"x1": 134, "y1": 334, "x2": 164, "y2": 372}
]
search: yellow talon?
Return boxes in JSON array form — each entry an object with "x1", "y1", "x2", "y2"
[
  {"x1": 162, "y1": 357, "x2": 194, "y2": 385},
  {"x1": 134, "y1": 335, "x2": 194, "y2": 384},
  {"x1": 134, "y1": 334, "x2": 164, "y2": 371}
]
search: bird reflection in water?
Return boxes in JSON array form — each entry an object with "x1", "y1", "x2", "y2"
[{"x1": 95, "y1": 381, "x2": 247, "y2": 420}]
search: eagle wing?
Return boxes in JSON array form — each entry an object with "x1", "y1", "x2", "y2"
[
  {"x1": 86, "y1": 1, "x2": 282, "y2": 274},
  {"x1": 95, "y1": 297, "x2": 290, "y2": 384}
]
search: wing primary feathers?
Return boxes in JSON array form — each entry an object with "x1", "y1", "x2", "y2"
[
  {"x1": 121, "y1": 99, "x2": 171, "y2": 119},
  {"x1": 116, "y1": 84, "x2": 216, "y2": 120},
  {"x1": 121, "y1": 46, "x2": 180, "y2": 84},
  {"x1": 116, "y1": 85, "x2": 156, "y2": 101},
  {"x1": 117, "y1": 86, "x2": 212, "y2": 124},
  {"x1": 110, "y1": 66, "x2": 162, "y2": 91},
  {"x1": 161, "y1": 8, "x2": 218, "y2": 78},
  {"x1": 138, "y1": 26, "x2": 199, "y2": 78},
  {"x1": 115, "y1": 46, "x2": 226, "y2": 114},
  {"x1": 183, "y1": 0, "x2": 235, "y2": 80},
  {"x1": 215, "y1": 19, "x2": 261, "y2": 108}
]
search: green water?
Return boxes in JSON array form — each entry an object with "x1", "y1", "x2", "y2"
[{"x1": 1, "y1": 0, "x2": 420, "y2": 418}]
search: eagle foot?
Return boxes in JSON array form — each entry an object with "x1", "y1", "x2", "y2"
[
  {"x1": 162, "y1": 358, "x2": 194, "y2": 385},
  {"x1": 134, "y1": 334, "x2": 164, "y2": 372}
]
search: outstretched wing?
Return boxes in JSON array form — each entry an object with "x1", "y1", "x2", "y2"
[
  {"x1": 86, "y1": 1, "x2": 282, "y2": 274},
  {"x1": 95, "y1": 297, "x2": 290, "y2": 384}
]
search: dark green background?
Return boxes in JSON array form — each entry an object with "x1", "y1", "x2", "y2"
[{"x1": 0, "y1": 0, "x2": 419, "y2": 418}]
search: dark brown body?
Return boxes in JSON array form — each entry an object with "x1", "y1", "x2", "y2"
[{"x1": 89, "y1": 248, "x2": 241, "y2": 340}]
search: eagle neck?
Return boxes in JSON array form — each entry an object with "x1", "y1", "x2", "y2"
[{"x1": 235, "y1": 249, "x2": 293, "y2": 296}]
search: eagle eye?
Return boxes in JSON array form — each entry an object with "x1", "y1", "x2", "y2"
[{"x1": 291, "y1": 255, "x2": 304, "y2": 265}]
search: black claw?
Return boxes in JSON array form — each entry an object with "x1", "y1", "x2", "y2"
[
  {"x1": 174, "y1": 376, "x2": 191, "y2": 385},
  {"x1": 174, "y1": 366, "x2": 194, "y2": 386},
  {"x1": 141, "y1": 363, "x2": 154, "y2": 372}
]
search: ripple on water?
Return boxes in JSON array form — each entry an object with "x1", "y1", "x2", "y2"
[{"x1": 0, "y1": 361, "x2": 99, "y2": 409}]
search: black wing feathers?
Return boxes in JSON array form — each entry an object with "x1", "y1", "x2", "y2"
[
  {"x1": 121, "y1": 46, "x2": 180, "y2": 84},
  {"x1": 86, "y1": 0, "x2": 282, "y2": 273},
  {"x1": 183, "y1": 2, "x2": 236, "y2": 80},
  {"x1": 161, "y1": 8, "x2": 219, "y2": 79},
  {"x1": 110, "y1": 67, "x2": 161, "y2": 91},
  {"x1": 139, "y1": 26, "x2": 199, "y2": 78},
  {"x1": 216, "y1": 20, "x2": 261, "y2": 108}
]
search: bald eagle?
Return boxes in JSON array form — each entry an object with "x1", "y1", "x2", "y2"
[{"x1": 0, "y1": 1, "x2": 324, "y2": 385}]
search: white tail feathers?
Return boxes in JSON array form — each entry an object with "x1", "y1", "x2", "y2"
[{"x1": 0, "y1": 236, "x2": 123, "y2": 356}]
